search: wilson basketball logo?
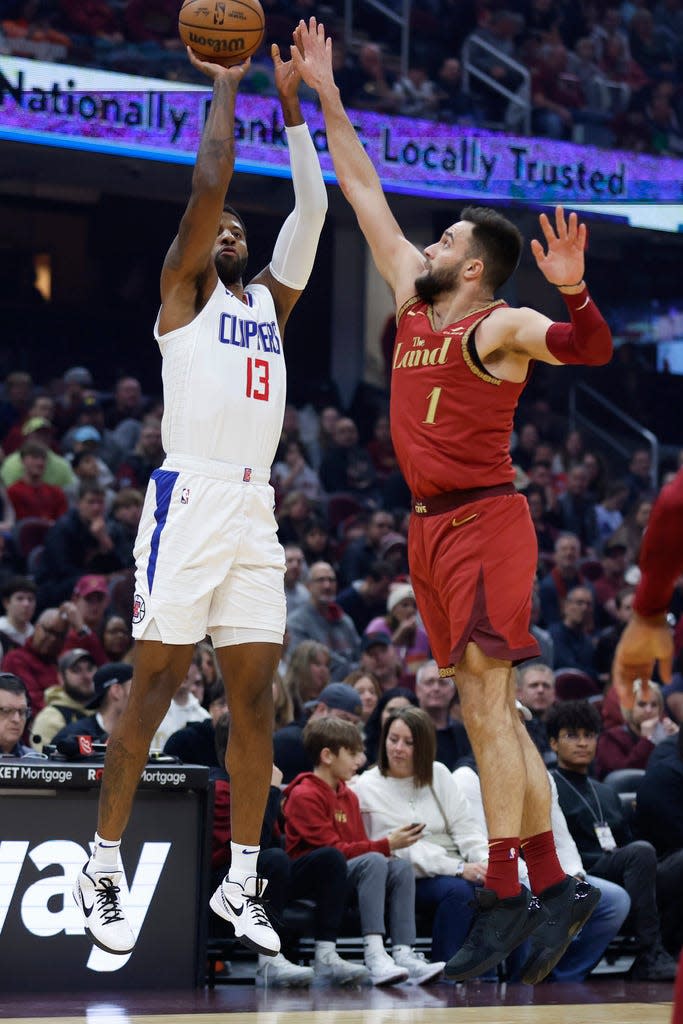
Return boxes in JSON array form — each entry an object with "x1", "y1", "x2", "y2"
[{"x1": 187, "y1": 30, "x2": 245, "y2": 53}]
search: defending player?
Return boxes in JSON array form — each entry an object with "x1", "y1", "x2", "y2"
[
  {"x1": 293, "y1": 18, "x2": 606, "y2": 983},
  {"x1": 73, "y1": 39, "x2": 328, "y2": 956},
  {"x1": 612, "y1": 468, "x2": 683, "y2": 704}
]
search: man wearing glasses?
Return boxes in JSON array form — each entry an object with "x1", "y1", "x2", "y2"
[
  {"x1": 0, "y1": 673, "x2": 32, "y2": 757},
  {"x1": 287, "y1": 562, "x2": 361, "y2": 681},
  {"x1": 2, "y1": 608, "x2": 69, "y2": 712}
]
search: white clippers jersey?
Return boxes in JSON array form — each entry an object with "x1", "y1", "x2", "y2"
[{"x1": 154, "y1": 281, "x2": 286, "y2": 469}]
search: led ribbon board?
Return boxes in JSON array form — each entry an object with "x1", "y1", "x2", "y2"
[{"x1": 1, "y1": 56, "x2": 682, "y2": 206}]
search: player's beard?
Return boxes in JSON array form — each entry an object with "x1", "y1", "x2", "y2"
[
  {"x1": 414, "y1": 258, "x2": 464, "y2": 304},
  {"x1": 215, "y1": 251, "x2": 248, "y2": 286}
]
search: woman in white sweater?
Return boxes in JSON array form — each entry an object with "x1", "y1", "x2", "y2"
[{"x1": 351, "y1": 707, "x2": 489, "y2": 963}]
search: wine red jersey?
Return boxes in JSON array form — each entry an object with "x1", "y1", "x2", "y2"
[{"x1": 390, "y1": 297, "x2": 530, "y2": 497}]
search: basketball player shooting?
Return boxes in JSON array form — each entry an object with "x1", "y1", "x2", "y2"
[
  {"x1": 293, "y1": 17, "x2": 609, "y2": 984},
  {"x1": 73, "y1": 32, "x2": 328, "y2": 957}
]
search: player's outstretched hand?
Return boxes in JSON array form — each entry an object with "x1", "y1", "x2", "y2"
[
  {"x1": 290, "y1": 16, "x2": 334, "y2": 93},
  {"x1": 612, "y1": 612, "x2": 674, "y2": 710},
  {"x1": 186, "y1": 45, "x2": 251, "y2": 83},
  {"x1": 530, "y1": 206, "x2": 586, "y2": 288},
  {"x1": 272, "y1": 41, "x2": 301, "y2": 98}
]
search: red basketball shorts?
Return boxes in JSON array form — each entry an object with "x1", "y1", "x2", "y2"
[{"x1": 408, "y1": 492, "x2": 539, "y2": 672}]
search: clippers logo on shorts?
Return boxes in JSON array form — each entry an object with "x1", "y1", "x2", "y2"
[
  {"x1": 132, "y1": 593, "x2": 146, "y2": 624},
  {"x1": 180, "y1": 487, "x2": 190, "y2": 504},
  {"x1": 243, "y1": 467, "x2": 252, "y2": 482}
]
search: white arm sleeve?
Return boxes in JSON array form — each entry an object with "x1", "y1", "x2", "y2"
[{"x1": 270, "y1": 122, "x2": 328, "y2": 291}]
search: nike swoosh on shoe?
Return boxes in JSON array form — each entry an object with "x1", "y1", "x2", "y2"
[
  {"x1": 76, "y1": 883, "x2": 95, "y2": 918},
  {"x1": 224, "y1": 896, "x2": 244, "y2": 917}
]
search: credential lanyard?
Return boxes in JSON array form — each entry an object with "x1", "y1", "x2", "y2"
[{"x1": 554, "y1": 771, "x2": 605, "y2": 823}]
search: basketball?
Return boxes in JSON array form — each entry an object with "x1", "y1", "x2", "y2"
[{"x1": 178, "y1": 0, "x2": 265, "y2": 66}]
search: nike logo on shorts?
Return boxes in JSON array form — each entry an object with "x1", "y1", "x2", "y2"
[{"x1": 451, "y1": 513, "x2": 478, "y2": 528}]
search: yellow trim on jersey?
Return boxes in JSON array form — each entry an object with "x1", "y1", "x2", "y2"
[
  {"x1": 460, "y1": 300, "x2": 507, "y2": 387},
  {"x1": 423, "y1": 297, "x2": 504, "y2": 334},
  {"x1": 396, "y1": 295, "x2": 421, "y2": 325}
]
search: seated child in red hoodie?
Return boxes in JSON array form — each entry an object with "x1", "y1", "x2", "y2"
[{"x1": 283, "y1": 715, "x2": 445, "y2": 985}]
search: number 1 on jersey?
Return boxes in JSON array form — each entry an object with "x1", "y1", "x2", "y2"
[
  {"x1": 246, "y1": 357, "x2": 270, "y2": 401},
  {"x1": 423, "y1": 387, "x2": 442, "y2": 424}
]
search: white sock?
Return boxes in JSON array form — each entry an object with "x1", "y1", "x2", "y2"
[
  {"x1": 315, "y1": 940, "x2": 335, "y2": 959},
  {"x1": 363, "y1": 934, "x2": 386, "y2": 957},
  {"x1": 228, "y1": 841, "x2": 260, "y2": 885},
  {"x1": 90, "y1": 832, "x2": 120, "y2": 870}
]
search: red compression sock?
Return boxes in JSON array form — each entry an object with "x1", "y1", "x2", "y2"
[
  {"x1": 485, "y1": 837, "x2": 521, "y2": 899},
  {"x1": 520, "y1": 830, "x2": 566, "y2": 894}
]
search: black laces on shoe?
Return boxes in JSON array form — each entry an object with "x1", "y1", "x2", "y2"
[
  {"x1": 96, "y1": 877, "x2": 126, "y2": 924},
  {"x1": 246, "y1": 894, "x2": 272, "y2": 928}
]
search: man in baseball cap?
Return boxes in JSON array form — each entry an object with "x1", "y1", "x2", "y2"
[
  {"x1": 73, "y1": 574, "x2": 109, "y2": 600},
  {"x1": 30, "y1": 648, "x2": 96, "y2": 751},
  {"x1": 73, "y1": 426, "x2": 102, "y2": 446},
  {"x1": 60, "y1": 575, "x2": 111, "y2": 667},
  {"x1": 306, "y1": 682, "x2": 363, "y2": 720},
  {"x1": 360, "y1": 633, "x2": 402, "y2": 691},
  {"x1": 87, "y1": 662, "x2": 134, "y2": 710},
  {"x1": 0, "y1": 417, "x2": 74, "y2": 490},
  {"x1": 360, "y1": 632, "x2": 391, "y2": 654},
  {"x1": 276, "y1": 681, "x2": 363, "y2": 784},
  {"x1": 51, "y1": 662, "x2": 134, "y2": 748}
]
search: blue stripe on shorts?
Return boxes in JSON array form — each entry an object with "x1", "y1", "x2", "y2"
[{"x1": 147, "y1": 469, "x2": 179, "y2": 593}]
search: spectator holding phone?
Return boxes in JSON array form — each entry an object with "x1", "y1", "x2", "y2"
[
  {"x1": 352, "y1": 707, "x2": 489, "y2": 964},
  {"x1": 283, "y1": 715, "x2": 445, "y2": 985}
]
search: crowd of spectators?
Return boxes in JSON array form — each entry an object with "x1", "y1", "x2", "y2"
[
  {"x1": 1, "y1": 1, "x2": 683, "y2": 154},
  {"x1": 1, "y1": 360, "x2": 682, "y2": 984}
]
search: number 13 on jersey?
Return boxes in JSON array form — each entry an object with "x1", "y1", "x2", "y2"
[{"x1": 246, "y1": 357, "x2": 269, "y2": 401}]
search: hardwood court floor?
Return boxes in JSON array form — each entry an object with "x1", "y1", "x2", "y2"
[
  {"x1": 0, "y1": 979, "x2": 673, "y2": 1024},
  {"x1": 0, "y1": 1011, "x2": 672, "y2": 1024}
]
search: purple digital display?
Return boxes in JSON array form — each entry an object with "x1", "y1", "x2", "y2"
[{"x1": 1, "y1": 71, "x2": 682, "y2": 204}]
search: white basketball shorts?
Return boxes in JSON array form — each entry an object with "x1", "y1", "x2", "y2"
[{"x1": 131, "y1": 455, "x2": 286, "y2": 646}]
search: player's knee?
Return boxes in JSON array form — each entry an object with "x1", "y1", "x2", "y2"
[
  {"x1": 458, "y1": 678, "x2": 510, "y2": 720},
  {"x1": 230, "y1": 676, "x2": 273, "y2": 719}
]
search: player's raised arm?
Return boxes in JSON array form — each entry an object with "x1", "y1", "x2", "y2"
[
  {"x1": 292, "y1": 18, "x2": 423, "y2": 304},
  {"x1": 612, "y1": 469, "x2": 683, "y2": 705},
  {"x1": 491, "y1": 207, "x2": 613, "y2": 368},
  {"x1": 250, "y1": 36, "x2": 328, "y2": 332},
  {"x1": 159, "y1": 50, "x2": 251, "y2": 333}
]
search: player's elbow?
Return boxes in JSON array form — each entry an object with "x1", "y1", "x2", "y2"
[
  {"x1": 310, "y1": 187, "x2": 329, "y2": 221},
  {"x1": 584, "y1": 328, "x2": 613, "y2": 366}
]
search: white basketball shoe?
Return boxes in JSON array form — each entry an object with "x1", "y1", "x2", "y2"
[
  {"x1": 73, "y1": 863, "x2": 135, "y2": 955},
  {"x1": 209, "y1": 874, "x2": 280, "y2": 956}
]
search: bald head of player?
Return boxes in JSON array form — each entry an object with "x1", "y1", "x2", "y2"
[
  {"x1": 415, "y1": 206, "x2": 523, "y2": 305},
  {"x1": 214, "y1": 205, "x2": 249, "y2": 286}
]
